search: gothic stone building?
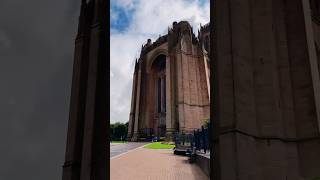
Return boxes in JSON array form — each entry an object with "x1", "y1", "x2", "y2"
[{"x1": 127, "y1": 21, "x2": 210, "y2": 141}]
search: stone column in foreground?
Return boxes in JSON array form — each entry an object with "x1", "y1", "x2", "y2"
[
  {"x1": 212, "y1": 0, "x2": 320, "y2": 179},
  {"x1": 62, "y1": 0, "x2": 108, "y2": 179}
]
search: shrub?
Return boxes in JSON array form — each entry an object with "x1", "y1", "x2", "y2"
[{"x1": 203, "y1": 117, "x2": 210, "y2": 128}]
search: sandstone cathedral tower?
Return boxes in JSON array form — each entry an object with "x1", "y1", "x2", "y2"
[{"x1": 127, "y1": 21, "x2": 211, "y2": 141}]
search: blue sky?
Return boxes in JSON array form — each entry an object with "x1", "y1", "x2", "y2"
[
  {"x1": 110, "y1": 0, "x2": 208, "y2": 33},
  {"x1": 110, "y1": 0, "x2": 209, "y2": 123},
  {"x1": 110, "y1": 4, "x2": 133, "y2": 32}
]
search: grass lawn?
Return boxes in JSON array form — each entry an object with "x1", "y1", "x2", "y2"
[
  {"x1": 110, "y1": 141, "x2": 127, "y2": 144},
  {"x1": 144, "y1": 142, "x2": 175, "y2": 149}
]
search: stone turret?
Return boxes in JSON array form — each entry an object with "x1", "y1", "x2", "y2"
[{"x1": 198, "y1": 22, "x2": 210, "y2": 55}]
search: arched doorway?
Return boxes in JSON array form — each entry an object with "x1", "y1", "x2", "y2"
[{"x1": 151, "y1": 54, "x2": 166, "y2": 137}]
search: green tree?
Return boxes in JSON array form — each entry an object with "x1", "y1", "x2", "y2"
[
  {"x1": 110, "y1": 122, "x2": 128, "y2": 141},
  {"x1": 203, "y1": 117, "x2": 210, "y2": 128}
]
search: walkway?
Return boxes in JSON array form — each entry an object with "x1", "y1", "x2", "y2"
[
  {"x1": 110, "y1": 145, "x2": 209, "y2": 180},
  {"x1": 110, "y1": 142, "x2": 147, "y2": 158}
]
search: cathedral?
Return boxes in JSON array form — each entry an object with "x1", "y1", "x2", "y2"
[
  {"x1": 127, "y1": 21, "x2": 211, "y2": 141},
  {"x1": 62, "y1": 0, "x2": 320, "y2": 179}
]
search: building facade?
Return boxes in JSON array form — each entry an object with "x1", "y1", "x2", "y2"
[
  {"x1": 213, "y1": 0, "x2": 320, "y2": 179},
  {"x1": 62, "y1": 0, "x2": 108, "y2": 179},
  {"x1": 128, "y1": 21, "x2": 211, "y2": 141}
]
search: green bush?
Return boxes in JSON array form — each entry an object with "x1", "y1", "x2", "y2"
[{"x1": 203, "y1": 117, "x2": 210, "y2": 128}]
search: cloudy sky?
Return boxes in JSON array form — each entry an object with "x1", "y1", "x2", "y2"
[
  {"x1": 110, "y1": 0, "x2": 210, "y2": 124},
  {"x1": 0, "y1": 0, "x2": 80, "y2": 179}
]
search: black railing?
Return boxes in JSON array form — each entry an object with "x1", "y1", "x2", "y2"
[
  {"x1": 173, "y1": 133, "x2": 193, "y2": 147},
  {"x1": 193, "y1": 124, "x2": 210, "y2": 153},
  {"x1": 138, "y1": 128, "x2": 154, "y2": 140},
  {"x1": 173, "y1": 123, "x2": 210, "y2": 154}
]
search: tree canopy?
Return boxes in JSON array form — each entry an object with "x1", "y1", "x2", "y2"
[{"x1": 110, "y1": 122, "x2": 128, "y2": 141}]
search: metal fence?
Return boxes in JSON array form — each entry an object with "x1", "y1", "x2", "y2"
[
  {"x1": 193, "y1": 124, "x2": 210, "y2": 153},
  {"x1": 173, "y1": 123, "x2": 210, "y2": 154},
  {"x1": 173, "y1": 133, "x2": 193, "y2": 147}
]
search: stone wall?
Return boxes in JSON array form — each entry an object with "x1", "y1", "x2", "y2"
[{"x1": 213, "y1": 0, "x2": 320, "y2": 179}]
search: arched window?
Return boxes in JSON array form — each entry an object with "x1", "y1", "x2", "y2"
[{"x1": 152, "y1": 54, "x2": 166, "y2": 115}]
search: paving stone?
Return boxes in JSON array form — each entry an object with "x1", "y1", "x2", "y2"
[{"x1": 110, "y1": 147, "x2": 209, "y2": 180}]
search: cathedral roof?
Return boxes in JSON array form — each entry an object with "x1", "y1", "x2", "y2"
[{"x1": 140, "y1": 21, "x2": 210, "y2": 56}]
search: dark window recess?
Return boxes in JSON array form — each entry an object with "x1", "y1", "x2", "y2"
[
  {"x1": 164, "y1": 78, "x2": 166, "y2": 112},
  {"x1": 153, "y1": 54, "x2": 166, "y2": 114},
  {"x1": 158, "y1": 78, "x2": 161, "y2": 113}
]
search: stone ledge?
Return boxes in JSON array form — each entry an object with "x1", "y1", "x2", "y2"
[{"x1": 195, "y1": 151, "x2": 210, "y2": 177}]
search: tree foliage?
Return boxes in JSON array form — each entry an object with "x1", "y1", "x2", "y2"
[
  {"x1": 110, "y1": 122, "x2": 128, "y2": 141},
  {"x1": 203, "y1": 117, "x2": 210, "y2": 128}
]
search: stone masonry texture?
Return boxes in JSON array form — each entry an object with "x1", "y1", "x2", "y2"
[{"x1": 212, "y1": 0, "x2": 320, "y2": 179}]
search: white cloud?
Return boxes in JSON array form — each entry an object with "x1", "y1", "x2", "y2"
[
  {"x1": 110, "y1": 0, "x2": 209, "y2": 123},
  {"x1": 131, "y1": 0, "x2": 209, "y2": 35}
]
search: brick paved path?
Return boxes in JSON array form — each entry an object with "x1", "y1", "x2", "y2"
[{"x1": 110, "y1": 146, "x2": 209, "y2": 180}]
